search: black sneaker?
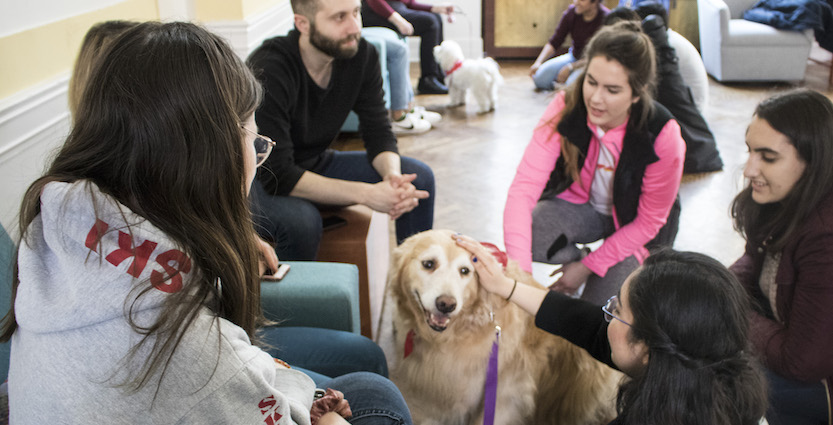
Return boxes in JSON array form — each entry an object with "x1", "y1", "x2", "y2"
[{"x1": 417, "y1": 76, "x2": 448, "y2": 95}]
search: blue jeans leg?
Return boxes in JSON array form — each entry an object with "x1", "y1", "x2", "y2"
[
  {"x1": 318, "y1": 151, "x2": 434, "y2": 243},
  {"x1": 323, "y1": 372, "x2": 413, "y2": 425},
  {"x1": 368, "y1": 29, "x2": 412, "y2": 112},
  {"x1": 533, "y1": 51, "x2": 576, "y2": 90},
  {"x1": 258, "y1": 326, "x2": 389, "y2": 380},
  {"x1": 249, "y1": 179, "x2": 323, "y2": 260},
  {"x1": 765, "y1": 369, "x2": 829, "y2": 425}
]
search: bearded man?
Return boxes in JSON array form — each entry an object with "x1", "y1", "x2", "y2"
[{"x1": 247, "y1": 0, "x2": 435, "y2": 260}]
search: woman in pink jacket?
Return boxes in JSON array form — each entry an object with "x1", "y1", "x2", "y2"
[{"x1": 504, "y1": 21, "x2": 685, "y2": 305}]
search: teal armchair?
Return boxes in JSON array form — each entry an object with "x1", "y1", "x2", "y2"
[{"x1": 260, "y1": 261, "x2": 361, "y2": 334}]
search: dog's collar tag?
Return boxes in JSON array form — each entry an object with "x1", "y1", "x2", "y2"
[
  {"x1": 445, "y1": 60, "x2": 464, "y2": 76},
  {"x1": 404, "y1": 329, "x2": 415, "y2": 359}
]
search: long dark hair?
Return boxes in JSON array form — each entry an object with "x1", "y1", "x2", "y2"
[
  {"x1": 617, "y1": 250, "x2": 768, "y2": 425},
  {"x1": 558, "y1": 21, "x2": 656, "y2": 180},
  {"x1": 1, "y1": 22, "x2": 264, "y2": 393},
  {"x1": 731, "y1": 89, "x2": 833, "y2": 251},
  {"x1": 68, "y1": 20, "x2": 138, "y2": 119}
]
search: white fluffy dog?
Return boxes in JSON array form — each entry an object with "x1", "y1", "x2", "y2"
[{"x1": 433, "y1": 40, "x2": 503, "y2": 114}]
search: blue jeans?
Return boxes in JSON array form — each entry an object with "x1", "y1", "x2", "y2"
[
  {"x1": 533, "y1": 51, "x2": 577, "y2": 90},
  {"x1": 324, "y1": 372, "x2": 414, "y2": 425},
  {"x1": 258, "y1": 328, "x2": 412, "y2": 424},
  {"x1": 364, "y1": 28, "x2": 412, "y2": 112},
  {"x1": 259, "y1": 326, "x2": 388, "y2": 386},
  {"x1": 250, "y1": 151, "x2": 435, "y2": 260},
  {"x1": 362, "y1": 1, "x2": 444, "y2": 80},
  {"x1": 765, "y1": 369, "x2": 829, "y2": 425}
]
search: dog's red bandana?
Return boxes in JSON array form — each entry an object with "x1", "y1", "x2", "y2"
[
  {"x1": 444, "y1": 60, "x2": 463, "y2": 77},
  {"x1": 404, "y1": 329, "x2": 416, "y2": 358},
  {"x1": 479, "y1": 242, "x2": 508, "y2": 268}
]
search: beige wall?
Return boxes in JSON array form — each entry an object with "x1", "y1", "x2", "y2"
[{"x1": 0, "y1": 0, "x2": 159, "y2": 100}]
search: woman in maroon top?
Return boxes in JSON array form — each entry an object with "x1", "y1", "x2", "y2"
[
  {"x1": 361, "y1": 0, "x2": 454, "y2": 94},
  {"x1": 730, "y1": 89, "x2": 833, "y2": 425},
  {"x1": 530, "y1": 0, "x2": 609, "y2": 90}
]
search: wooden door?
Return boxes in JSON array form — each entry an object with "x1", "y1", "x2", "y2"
[{"x1": 484, "y1": 0, "x2": 697, "y2": 58}]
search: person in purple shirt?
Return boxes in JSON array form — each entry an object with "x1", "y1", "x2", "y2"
[{"x1": 530, "y1": 0, "x2": 609, "y2": 90}]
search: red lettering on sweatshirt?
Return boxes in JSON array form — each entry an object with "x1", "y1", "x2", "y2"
[
  {"x1": 150, "y1": 249, "x2": 191, "y2": 293},
  {"x1": 84, "y1": 219, "x2": 109, "y2": 251},
  {"x1": 258, "y1": 395, "x2": 283, "y2": 424},
  {"x1": 105, "y1": 231, "x2": 158, "y2": 278},
  {"x1": 84, "y1": 219, "x2": 191, "y2": 294}
]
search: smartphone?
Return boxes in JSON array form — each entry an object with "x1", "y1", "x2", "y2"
[
  {"x1": 322, "y1": 215, "x2": 348, "y2": 231},
  {"x1": 262, "y1": 263, "x2": 291, "y2": 281}
]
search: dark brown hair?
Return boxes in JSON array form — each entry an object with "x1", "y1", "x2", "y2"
[
  {"x1": 618, "y1": 250, "x2": 768, "y2": 425},
  {"x1": 731, "y1": 89, "x2": 833, "y2": 251},
  {"x1": 1, "y1": 21, "x2": 264, "y2": 394},
  {"x1": 557, "y1": 21, "x2": 656, "y2": 180},
  {"x1": 68, "y1": 20, "x2": 138, "y2": 119}
]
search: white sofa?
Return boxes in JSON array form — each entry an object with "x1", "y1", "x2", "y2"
[{"x1": 698, "y1": 0, "x2": 814, "y2": 81}]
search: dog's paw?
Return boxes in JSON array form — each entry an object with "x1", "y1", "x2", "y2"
[{"x1": 447, "y1": 102, "x2": 465, "y2": 108}]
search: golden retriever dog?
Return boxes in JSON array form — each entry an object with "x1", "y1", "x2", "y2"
[{"x1": 386, "y1": 230, "x2": 621, "y2": 425}]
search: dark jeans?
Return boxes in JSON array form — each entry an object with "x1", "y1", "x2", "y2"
[
  {"x1": 250, "y1": 151, "x2": 435, "y2": 260},
  {"x1": 361, "y1": 1, "x2": 444, "y2": 80},
  {"x1": 765, "y1": 369, "x2": 829, "y2": 425},
  {"x1": 259, "y1": 327, "x2": 413, "y2": 424}
]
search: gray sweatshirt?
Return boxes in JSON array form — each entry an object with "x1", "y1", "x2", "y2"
[{"x1": 10, "y1": 181, "x2": 315, "y2": 424}]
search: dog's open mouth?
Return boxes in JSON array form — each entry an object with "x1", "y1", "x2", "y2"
[
  {"x1": 413, "y1": 290, "x2": 451, "y2": 332},
  {"x1": 426, "y1": 311, "x2": 450, "y2": 332}
]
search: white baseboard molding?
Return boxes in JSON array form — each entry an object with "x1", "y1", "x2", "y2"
[{"x1": 0, "y1": 74, "x2": 71, "y2": 233}]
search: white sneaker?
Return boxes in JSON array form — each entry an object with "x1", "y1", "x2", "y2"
[
  {"x1": 392, "y1": 113, "x2": 432, "y2": 134},
  {"x1": 412, "y1": 106, "x2": 442, "y2": 125}
]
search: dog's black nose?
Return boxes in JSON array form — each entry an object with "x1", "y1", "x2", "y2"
[{"x1": 436, "y1": 295, "x2": 457, "y2": 314}]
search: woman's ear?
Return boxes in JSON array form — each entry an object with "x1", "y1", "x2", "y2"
[{"x1": 631, "y1": 95, "x2": 640, "y2": 105}]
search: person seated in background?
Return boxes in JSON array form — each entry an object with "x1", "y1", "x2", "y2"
[
  {"x1": 504, "y1": 22, "x2": 685, "y2": 305},
  {"x1": 1, "y1": 21, "x2": 413, "y2": 424},
  {"x1": 366, "y1": 27, "x2": 442, "y2": 134},
  {"x1": 361, "y1": 0, "x2": 454, "y2": 94},
  {"x1": 729, "y1": 89, "x2": 833, "y2": 425},
  {"x1": 529, "y1": 0, "x2": 609, "y2": 90},
  {"x1": 456, "y1": 238, "x2": 769, "y2": 425},
  {"x1": 246, "y1": 0, "x2": 435, "y2": 261},
  {"x1": 631, "y1": 2, "x2": 723, "y2": 173},
  {"x1": 67, "y1": 20, "x2": 138, "y2": 121}
]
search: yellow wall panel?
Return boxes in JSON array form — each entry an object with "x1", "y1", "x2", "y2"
[
  {"x1": 243, "y1": 0, "x2": 283, "y2": 17},
  {"x1": 195, "y1": 0, "x2": 244, "y2": 21},
  {"x1": 0, "y1": 0, "x2": 158, "y2": 99}
]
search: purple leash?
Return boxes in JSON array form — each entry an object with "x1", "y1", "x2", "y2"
[{"x1": 483, "y1": 326, "x2": 500, "y2": 425}]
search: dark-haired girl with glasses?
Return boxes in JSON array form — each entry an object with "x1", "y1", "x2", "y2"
[
  {"x1": 730, "y1": 89, "x2": 833, "y2": 425},
  {"x1": 455, "y1": 237, "x2": 768, "y2": 425}
]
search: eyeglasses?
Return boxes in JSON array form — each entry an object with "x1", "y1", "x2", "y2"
[
  {"x1": 240, "y1": 126, "x2": 275, "y2": 167},
  {"x1": 602, "y1": 295, "x2": 632, "y2": 327}
]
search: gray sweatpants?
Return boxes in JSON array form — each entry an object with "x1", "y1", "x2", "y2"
[{"x1": 531, "y1": 197, "x2": 639, "y2": 305}]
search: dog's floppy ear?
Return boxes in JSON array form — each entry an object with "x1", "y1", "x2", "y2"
[{"x1": 387, "y1": 238, "x2": 414, "y2": 301}]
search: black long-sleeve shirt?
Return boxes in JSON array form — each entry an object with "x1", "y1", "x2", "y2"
[{"x1": 247, "y1": 29, "x2": 398, "y2": 196}]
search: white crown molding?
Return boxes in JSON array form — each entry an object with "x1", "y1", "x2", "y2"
[
  {"x1": 0, "y1": 73, "x2": 71, "y2": 231},
  {"x1": 204, "y1": 1, "x2": 295, "y2": 59},
  {"x1": 0, "y1": 73, "x2": 70, "y2": 162}
]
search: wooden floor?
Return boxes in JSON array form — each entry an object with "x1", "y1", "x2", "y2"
[{"x1": 335, "y1": 48, "x2": 833, "y2": 267}]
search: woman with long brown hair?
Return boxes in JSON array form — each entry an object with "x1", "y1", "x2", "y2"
[
  {"x1": 730, "y1": 88, "x2": 833, "y2": 425},
  {"x1": 504, "y1": 21, "x2": 685, "y2": 304},
  {"x1": 1, "y1": 21, "x2": 411, "y2": 424}
]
